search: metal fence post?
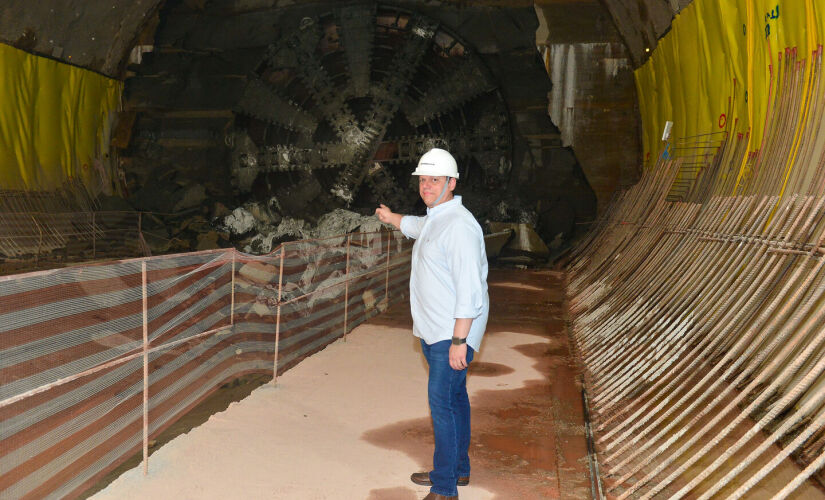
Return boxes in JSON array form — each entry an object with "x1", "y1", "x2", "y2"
[
  {"x1": 91, "y1": 211, "x2": 96, "y2": 259},
  {"x1": 344, "y1": 234, "x2": 351, "y2": 342},
  {"x1": 31, "y1": 215, "x2": 42, "y2": 266},
  {"x1": 272, "y1": 246, "x2": 285, "y2": 384},
  {"x1": 230, "y1": 251, "x2": 236, "y2": 326},
  {"x1": 138, "y1": 212, "x2": 151, "y2": 257},
  {"x1": 141, "y1": 260, "x2": 149, "y2": 476},
  {"x1": 385, "y1": 231, "x2": 391, "y2": 303}
]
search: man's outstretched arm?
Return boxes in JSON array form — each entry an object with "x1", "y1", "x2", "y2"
[
  {"x1": 375, "y1": 204, "x2": 403, "y2": 229},
  {"x1": 376, "y1": 204, "x2": 426, "y2": 239}
]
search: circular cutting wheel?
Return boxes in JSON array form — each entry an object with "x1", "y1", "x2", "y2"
[{"x1": 232, "y1": 4, "x2": 512, "y2": 213}]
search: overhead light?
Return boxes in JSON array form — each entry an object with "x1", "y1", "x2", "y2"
[{"x1": 645, "y1": 47, "x2": 650, "y2": 53}]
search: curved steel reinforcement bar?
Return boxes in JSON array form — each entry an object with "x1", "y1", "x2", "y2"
[{"x1": 567, "y1": 45, "x2": 825, "y2": 499}]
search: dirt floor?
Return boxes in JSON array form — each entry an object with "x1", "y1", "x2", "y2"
[{"x1": 90, "y1": 268, "x2": 592, "y2": 499}]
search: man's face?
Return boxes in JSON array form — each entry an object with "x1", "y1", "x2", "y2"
[{"x1": 418, "y1": 175, "x2": 456, "y2": 207}]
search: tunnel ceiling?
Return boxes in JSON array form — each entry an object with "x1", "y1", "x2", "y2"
[
  {"x1": 0, "y1": 0, "x2": 691, "y2": 76},
  {"x1": 0, "y1": 0, "x2": 163, "y2": 76}
]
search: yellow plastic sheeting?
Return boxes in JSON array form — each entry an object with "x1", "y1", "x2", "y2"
[
  {"x1": 636, "y1": 1, "x2": 825, "y2": 183},
  {"x1": 0, "y1": 43, "x2": 122, "y2": 192}
]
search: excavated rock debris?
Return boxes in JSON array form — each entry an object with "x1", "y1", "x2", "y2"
[{"x1": 218, "y1": 203, "x2": 385, "y2": 255}]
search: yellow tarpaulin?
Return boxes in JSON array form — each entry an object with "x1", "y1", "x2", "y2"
[
  {"x1": 0, "y1": 43, "x2": 122, "y2": 192},
  {"x1": 636, "y1": 0, "x2": 825, "y2": 193}
]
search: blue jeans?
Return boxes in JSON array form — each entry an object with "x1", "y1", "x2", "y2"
[{"x1": 421, "y1": 339, "x2": 475, "y2": 497}]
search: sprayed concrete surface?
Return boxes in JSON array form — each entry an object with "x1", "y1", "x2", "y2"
[{"x1": 91, "y1": 269, "x2": 589, "y2": 499}]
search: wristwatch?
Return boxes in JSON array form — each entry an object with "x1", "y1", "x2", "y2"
[{"x1": 451, "y1": 337, "x2": 467, "y2": 345}]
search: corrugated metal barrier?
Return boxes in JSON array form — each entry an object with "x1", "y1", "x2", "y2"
[
  {"x1": 0, "y1": 229, "x2": 411, "y2": 499},
  {"x1": 566, "y1": 46, "x2": 825, "y2": 499}
]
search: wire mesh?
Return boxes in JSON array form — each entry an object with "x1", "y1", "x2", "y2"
[
  {"x1": 566, "y1": 47, "x2": 825, "y2": 499},
  {"x1": 0, "y1": 229, "x2": 411, "y2": 499}
]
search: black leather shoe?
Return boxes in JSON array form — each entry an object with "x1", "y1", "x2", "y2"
[
  {"x1": 422, "y1": 493, "x2": 458, "y2": 500},
  {"x1": 411, "y1": 472, "x2": 469, "y2": 486}
]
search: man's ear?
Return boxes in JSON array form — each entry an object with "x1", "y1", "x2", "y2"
[{"x1": 448, "y1": 177, "x2": 457, "y2": 191}]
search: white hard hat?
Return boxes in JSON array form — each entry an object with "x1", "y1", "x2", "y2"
[{"x1": 412, "y1": 148, "x2": 459, "y2": 179}]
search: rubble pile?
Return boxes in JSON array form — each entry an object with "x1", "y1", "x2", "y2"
[
  {"x1": 112, "y1": 151, "x2": 561, "y2": 264},
  {"x1": 218, "y1": 200, "x2": 384, "y2": 255}
]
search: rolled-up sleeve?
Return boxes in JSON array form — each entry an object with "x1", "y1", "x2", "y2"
[
  {"x1": 400, "y1": 215, "x2": 426, "y2": 239},
  {"x1": 445, "y1": 220, "x2": 487, "y2": 319}
]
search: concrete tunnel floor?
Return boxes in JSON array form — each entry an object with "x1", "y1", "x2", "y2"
[{"x1": 90, "y1": 269, "x2": 591, "y2": 499}]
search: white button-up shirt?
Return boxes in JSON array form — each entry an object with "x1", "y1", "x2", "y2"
[{"x1": 400, "y1": 196, "x2": 489, "y2": 351}]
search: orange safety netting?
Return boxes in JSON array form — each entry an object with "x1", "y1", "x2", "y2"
[{"x1": 0, "y1": 230, "x2": 411, "y2": 499}]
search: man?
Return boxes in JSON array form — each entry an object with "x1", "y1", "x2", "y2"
[{"x1": 375, "y1": 148, "x2": 489, "y2": 500}]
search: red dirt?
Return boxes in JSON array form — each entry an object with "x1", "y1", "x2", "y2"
[{"x1": 363, "y1": 269, "x2": 591, "y2": 499}]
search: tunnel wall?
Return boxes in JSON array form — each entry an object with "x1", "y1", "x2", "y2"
[
  {"x1": 0, "y1": 43, "x2": 122, "y2": 192},
  {"x1": 636, "y1": 0, "x2": 825, "y2": 172},
  {"x1": 567, "y1": 26, "x2": 825, "y2": 495},
  {"x1": 0, "y1": 230, "x2": 410, "y2": 499}
]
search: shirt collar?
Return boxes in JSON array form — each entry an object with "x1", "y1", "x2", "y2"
[{"x1": 426, "y1": 195, "x2": 462, "y2": 217}]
